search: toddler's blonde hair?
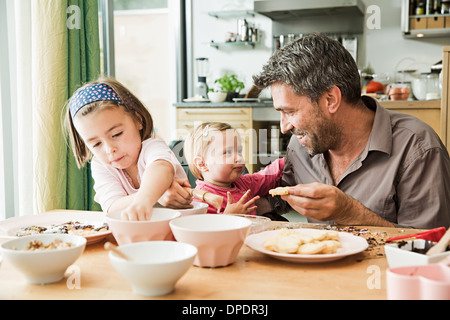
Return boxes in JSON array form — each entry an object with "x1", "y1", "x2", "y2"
[{"x1": 184, "y1": 122, "x2": 234, "y2": 180}]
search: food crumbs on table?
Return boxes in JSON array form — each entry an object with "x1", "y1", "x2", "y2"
[{"x1": 16, "y1": 221, "x2": 109, "y2": 237}]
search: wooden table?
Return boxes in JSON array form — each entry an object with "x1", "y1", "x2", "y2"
[{"x1": 0, "y1": 222, "x2": 424, "y2": 301}]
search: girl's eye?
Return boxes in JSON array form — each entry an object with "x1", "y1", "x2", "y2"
[
  {"x1": 92, "y1": 142, "x2": 101, "y2": 148},
  {"x1": 112, "y1": 132, "x2": 123, "y2": 138}
]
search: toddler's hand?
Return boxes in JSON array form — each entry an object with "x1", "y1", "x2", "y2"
[
  {"x1": 223, "y1": 190, "x2": 259, "y2": 215},
  {"x1": 121, "y1": 201, "x2": 153, "y2": 221}
]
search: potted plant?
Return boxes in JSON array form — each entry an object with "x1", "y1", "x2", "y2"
[{"x1": 213, "y1": 73, "x2": 245, "y2": 102}]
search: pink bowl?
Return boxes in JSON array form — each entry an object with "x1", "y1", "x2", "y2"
[
  {"x1": 105, "y1": 208, "x2": 181, "y2": 245},
  {"x1": 169, "y1": 215, "x2": 251, "y2": 268},
  {"x1": 386, "y1": 256, "x2": 450, "y2": 300}
]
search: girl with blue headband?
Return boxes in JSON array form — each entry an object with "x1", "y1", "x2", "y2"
[{"x1": 65, "y1": 77, "x2": 192, "y2": 220}]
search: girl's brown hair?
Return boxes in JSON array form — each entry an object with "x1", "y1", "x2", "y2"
[{"x1": 64, "y1": 77, "x2": 153, "y2": 168}]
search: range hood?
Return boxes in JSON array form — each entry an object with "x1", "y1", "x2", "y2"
[{"x1": 254, "y1": 0, "x2": 365, "y2": 20}]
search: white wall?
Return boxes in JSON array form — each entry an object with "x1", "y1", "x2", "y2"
[
  {"x1": 190, "y1": 0, "x2": 448, "y2": 93},
  {"x1": 362, "y1": 0, "x2": 448, "y2": 82}
]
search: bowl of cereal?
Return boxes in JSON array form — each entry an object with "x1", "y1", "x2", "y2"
[
  {"x1": 0, "y1": 234, "x2": 86, "y2": 284},
  {"x1": 106, "y1": 208, "x2": 181, "y2": 245},
  {"x1": 169, "y1": 214, "x2": 251, "y2": 267}
]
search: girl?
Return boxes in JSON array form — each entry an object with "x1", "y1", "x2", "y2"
[
  {"x1": 65, "y1": 77, "x2": 192, "y2": 221},
  {"x1": 184, "y1": 122, "x2": 285, "y2": 215}
]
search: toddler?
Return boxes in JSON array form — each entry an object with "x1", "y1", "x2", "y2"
[
  {"x1": 184, "y1": 122, "x2": 285, "y2": 215},
  {"x1": 65, "y1": 77, "x2": 192, "y2": 220}
]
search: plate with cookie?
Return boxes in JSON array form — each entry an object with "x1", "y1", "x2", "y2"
[
  {"x1": 0, "y1": 210, "x2": 111, "y2": 245},
  {"x1": 245, "y1": 228, "x2": 368, "y2": 263}
]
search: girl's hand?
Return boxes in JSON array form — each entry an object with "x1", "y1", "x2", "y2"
[
  {"x1": 223, "y1": 190, "x2": 260, "y2": 215},
  {"x1": 158, "y1": 178, "x2": 193, "y2": 209},
  {"x1": 121, "y1": 199, "x2": 153, "y2": 221}
]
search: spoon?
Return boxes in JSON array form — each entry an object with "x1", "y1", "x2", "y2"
[
  {"x1": 104, "y1": 241, "x2": 132, "y2": 261},
  {"x1": 426, "y1": 228, "x2": 450, "y2": 256}
]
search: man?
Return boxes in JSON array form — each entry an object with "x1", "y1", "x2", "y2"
[{"x1": 253, "y1": 33, "x2": 450, "y2": 228}]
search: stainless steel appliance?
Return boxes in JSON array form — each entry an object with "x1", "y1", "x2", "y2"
[{"x1": 194, "y1": 57, "x2": 209, "y2": 98}]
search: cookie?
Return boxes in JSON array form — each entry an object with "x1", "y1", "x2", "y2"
[
  {"x1": 268, "y1": 187, "x2": 290, "y2": 196},
  {"x1": 263, "y1": 228, "x2": 342, "y2": 255}
]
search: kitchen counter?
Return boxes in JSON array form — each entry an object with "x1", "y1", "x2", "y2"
[
  {"x1": 173, "y1": 101, "x2": 274, "y2": 108},
  {"x1": 173, "y1": 99, "x2": 440, "y2": 109},
  {"x1": 174, "y1": 99, "x2": 443, "y2": 140}
]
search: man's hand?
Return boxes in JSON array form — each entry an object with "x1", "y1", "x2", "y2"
[
  {"x1": 282, "y1": 183, "x2": 394, "y2": 227},
  {"x1": 282, "y1": 183, "x2": 352, "y2": 222}
]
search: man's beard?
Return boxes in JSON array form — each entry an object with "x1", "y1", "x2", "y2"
[{"x1": 291, "y1": 112, "x2": 342, "y2": 156}]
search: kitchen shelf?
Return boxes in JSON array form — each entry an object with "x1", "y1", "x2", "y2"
[
  {"x1": 401, "y1": 0, "x2": 450, "y2": 38},
  {"x1": 207, "y1": 10, "x2": 256, "y2": 19},
  {"x1": 208, "y1": 40, "x2": 259, "y2": 49},
  {"x1": 409, "y1": 13, "x2": 450, "y2": 18}
]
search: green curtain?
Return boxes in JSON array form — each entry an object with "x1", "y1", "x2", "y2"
[{"x1": 66, "y1": 0, "x2": 102, "y2": 211}]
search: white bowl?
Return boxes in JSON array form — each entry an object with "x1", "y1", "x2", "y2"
[
  {"x1": 177, "y1": 202, "x2": 208, "y2": 217},
  {"x1": 109, "y1": 241, "x2": 197, "y2": 296},
  {"x1": 0, "y1": 234, "x2": 86, "y2": 284},
  {"x1": 105, "y1": 208, "x2": 181, "y2": 245},
  {"x1": 170, "y1": 215, "x2": 251, "y2": 267},
  {"x1": 384, "y1": 239, "x2": 450, "y2": 268},
  {"x1": 207, "y1": 92, "x2": 227, "y2": 103}
]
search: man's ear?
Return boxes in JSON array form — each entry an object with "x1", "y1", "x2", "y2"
[
  {"x1": 194, "y1": 157, "x2": 208, "y2": 172},
  {"x1": 325, "y1": 85, "x2": 342, "y2": 114}
]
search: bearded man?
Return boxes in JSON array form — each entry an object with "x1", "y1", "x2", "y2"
[{"x1": 253, "y1": 33, "x2": 450, "y2": 229}]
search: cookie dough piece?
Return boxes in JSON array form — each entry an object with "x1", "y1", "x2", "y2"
[{"x1": 268, "y1": 187, "x2": 290, "y2": 196}]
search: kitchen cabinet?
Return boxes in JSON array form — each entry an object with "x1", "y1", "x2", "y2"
[
  {"x1": 440, "y1": 46, "x2": 450, "y2": 147},
  {"x1": 402, "y1": 0, "x2": 450, "y2": 38}
]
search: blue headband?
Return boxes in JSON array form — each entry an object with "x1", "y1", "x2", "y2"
[{"x1": 69, "y1": 83, "x2": 123, "y2": 119}]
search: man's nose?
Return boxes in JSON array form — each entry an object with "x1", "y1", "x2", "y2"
[{"x1": 280, "y1": 112, "x2": 293, "y2": 134}]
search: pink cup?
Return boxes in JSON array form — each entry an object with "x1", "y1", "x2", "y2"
[
  {"x1": 386, "y1": 256, "x2": 450, "y2": 300},
  {"x1": 169, "y1": 215, "x2": 251, "y2": 268}
]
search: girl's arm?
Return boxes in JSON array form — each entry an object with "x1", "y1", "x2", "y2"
[
  {"x1": 158, "y1": 178, "x2": 193, "y2": 209},
  {"x1": 114, "y1": 160, "x2": 175, "y2": 221}
]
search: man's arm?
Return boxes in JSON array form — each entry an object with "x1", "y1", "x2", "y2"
[{"x1": 283, "y1": 183, "x2": 395, "y2": 227}]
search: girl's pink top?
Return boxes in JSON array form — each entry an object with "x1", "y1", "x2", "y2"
[
  {"x1": 193, "y1": 158, "x2": 285, "y2": 214},
  {"x1": 91, "y1": 137, "x2": 187, "y2": 212}
]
